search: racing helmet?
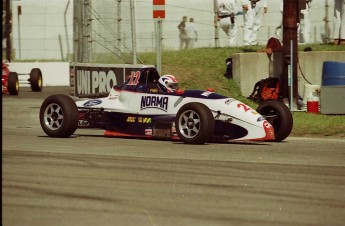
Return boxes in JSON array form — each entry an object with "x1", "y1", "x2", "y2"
[{"x1": 158, "y1": 75, "x2": 179, "y2": 93}]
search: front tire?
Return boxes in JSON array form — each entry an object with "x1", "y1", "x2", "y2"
[
  {"x1": 256, "y1": 100, "x2": 293, "y2": 142},
  {"x1": 8, "y1": 72, "x2": 19, "y2": 95},
  {"x1": 176, "y1": 103, "x2": 215, "y2": 144},
  {"x1": 30, "y1": 68, "x2": 43, "y2": 92},
  {"x1": 39, "y1": 94, "x2": 79, "y2": 137}
]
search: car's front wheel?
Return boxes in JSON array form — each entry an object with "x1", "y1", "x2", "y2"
[
  {"x1": 256, "y1": 100, "x2": 293, "y2": 142},
  {"x1": 39, "y1": 94, "x2": 79, "y2": 137},
  {"x1": 29, "y1": 68, "x2": 43, "y2": 92},
  {"x1": 8, "y1": 72, "x2": 19, "y2": 95},
  {"x1": 175, "y1": 103, "x2": 215, "y2": 144}
]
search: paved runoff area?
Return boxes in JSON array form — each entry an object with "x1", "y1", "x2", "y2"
[{"x1": 2, "y1": 87, "x2": 345, "y2": 226}]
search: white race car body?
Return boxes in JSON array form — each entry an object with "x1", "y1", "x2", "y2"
[
  {"x1": 40, "y1": 67, "x2": 294, "y2": 144},
  {"x1": 73, "y1": 67, "x2": 275, "y2": 142}
]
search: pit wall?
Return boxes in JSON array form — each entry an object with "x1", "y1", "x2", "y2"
[
  {"x1": 232, "y1": 51, "x2": 345, "y2": 98},
  {"x1": 8, "y1": 62, "x2": 70, "y2": 86},
  {"x1": 7, "y1": 62, "x2": 150, "y2": 93}
]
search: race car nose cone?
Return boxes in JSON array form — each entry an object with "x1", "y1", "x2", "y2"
[{"x1": 263, "y1": 121, "x2": 275, "y2": 141}]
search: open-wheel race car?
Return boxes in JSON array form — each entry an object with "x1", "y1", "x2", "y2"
[
  {"x1": 2, "y1": 60, "x2": 43, "y2": 95},
  {"x1": 39, "y1": 67, "x2": 293, "y2": 144}
]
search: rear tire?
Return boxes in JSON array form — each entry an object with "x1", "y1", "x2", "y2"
[
  {"x1": 30, "y1": 68, "x2": 43, "y2": 92},
  {"x1": 39, "y1": 94, "x2": 79, "y2": 137},
  {"x1": 8, "y1": 72, "x2": 19, "y2": 95},
  {"x1": 256, "y1": 100, "x2": 293, "y2": 142},
  {"x1": 175, "y1": 103, "x2": 215, "y2": 144}
]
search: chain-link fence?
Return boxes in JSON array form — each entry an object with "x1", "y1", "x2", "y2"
[
  {"x1": 4, "y1": 0, "x2": 338, "y2": 62},
  {"x1": 73, "y1": 0, "x2": 137, "y2": 64}
]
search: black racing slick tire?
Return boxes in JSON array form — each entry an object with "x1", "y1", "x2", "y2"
[
  {"x1": 256, "y1": 100, "x2": 293, "y2": 142},
  {"x1": 176, "y1": 103, "x2": 215, "y2": 144},
  {"x1": 30, "y1": 68, "x2": 43, "y2": 92},
  {"x1": 39, "y1": 94, "x2": 79, "y2": 138},
  {"x1": 8, "y1": 72, "x2": 19, "y2": 95}
]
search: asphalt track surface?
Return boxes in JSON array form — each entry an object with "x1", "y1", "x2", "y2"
[{"x1": 2, "y1": 86, "x2": 345, "y2": 226}]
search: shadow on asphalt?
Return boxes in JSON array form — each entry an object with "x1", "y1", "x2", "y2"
[{"x1": 3, "y1": 86, "x2": 70, "y2": 100}]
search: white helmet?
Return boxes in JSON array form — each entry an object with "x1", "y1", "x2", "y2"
[{"x1": 158, "y1": 75, "x2": 179, "y2": 93}]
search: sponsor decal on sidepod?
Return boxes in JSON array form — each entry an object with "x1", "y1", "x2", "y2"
[
  {"x1": 140, "y1": 96, "x2": 168, "y2": 112},
  {"x1": 83, "y1": 99, "x2": 102, "y2": 107}
]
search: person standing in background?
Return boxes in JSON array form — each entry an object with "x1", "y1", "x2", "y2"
[
  {"x1": 216, "y1": 0, "x2": 241, "y2": 46},
  {"x1": 178, "y1": 16, "x2": 188, "y2": 49},
  {"x1": 299, "y1": 0, "x2": 312, "y2": 44},
  {"x1": 332, "y1": 0, "x2": 345, "y2": 44},
  {"x1": 276, "y1": 0, "x2": 311, "y2": 44},
  {"x1": 185, "y1": 18, "x2": 198, "y2": 49},
  {"x1": 251, "y1": 0, "x2": 268, "y2": 45},
  {"x1": 241, "y1": 0, "x2": 253, "y2": 46},
  {"x1": 274, "y1": 0, "x2": 284, "y2": 41}
]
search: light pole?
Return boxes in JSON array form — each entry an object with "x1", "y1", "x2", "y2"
[
  {"x1": 64, "y1": 0, "x2": 71, "y2": 61},
  {"x1": 281, "y1": 0, "x2": 299, "y2": 109},
  {"x1": 213, "y1": 0, "x2": 220, "y2": 48},
  {"x1": 17, "y1": 4, "x2": 22, "y2": 60},
  {"x1": 129, "y1": 0, "x2": 137, "y2": 64},
  {"x1": 4, "y1": 0, "x2": 12, "y2": 61}
]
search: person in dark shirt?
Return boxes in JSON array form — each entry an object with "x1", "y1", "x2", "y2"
[{"x1": 178, "y1": 16, "x2": 188, "y2": 49}]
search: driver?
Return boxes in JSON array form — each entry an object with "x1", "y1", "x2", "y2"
[{"x1": 158, "y1": 75, "x2": 179, "y2": 93}]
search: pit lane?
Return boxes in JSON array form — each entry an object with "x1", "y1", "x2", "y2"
[{"x1": 2, "y1": 87, "x2": 345, "y2": 226}]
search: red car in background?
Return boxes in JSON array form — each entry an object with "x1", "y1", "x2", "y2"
[{"x1": 2, "y1": 60, "x2": 43, "y2": 95}]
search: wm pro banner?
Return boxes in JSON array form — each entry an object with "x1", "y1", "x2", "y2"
[{"x1": 70, "y1": 63, "x2": 152, "y2": 97}]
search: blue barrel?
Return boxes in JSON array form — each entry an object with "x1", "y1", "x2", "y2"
[{"x1": 322, "y1": 61, "x2": 345, "y2": 86}]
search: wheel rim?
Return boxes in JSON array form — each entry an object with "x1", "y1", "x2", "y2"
[
  {"x1": 38, "y1": 76, "x2": 42, "y2": 87},
  {"x1": 15, "y1": 80, "x2": 19, "y2": 92},
  {"x1": 43, "y1": 103, "x2": 64, "y2": 130},
  {"x1": 178, "y1": 110, "x2": 201, "y2": 138}
]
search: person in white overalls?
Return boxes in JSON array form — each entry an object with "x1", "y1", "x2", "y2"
[
  {"x1": 241, "y1": 0, "x2": 254, "y2": 46},
  {"x1": 185, "y1": 18, "x2": 198, "y2": 49},
  {"x1": 299, "y1": 0, "x2": 312, "y2": 44},
  {"x1": 332, "y1": 0, "x2": 345, "y2": 44},
  {"x1": 217, "y1": 0, "x2": 241, "y2": 46},
  {"x1": 276, "y1": 0, "x2": 310, "y2": 44},
  {"x1": 274, "y1": 1, "x2": 283, "y2": 41},
  {"x1": 251, "y1": 0, "x2": 268, "y2": 45}
]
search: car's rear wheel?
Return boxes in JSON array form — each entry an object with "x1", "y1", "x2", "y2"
[
  {"x1": 256, "y1": 100, "x2": 293, "y2": 142},
  {"x1": 39, "y1": 94, "x2": 79, "y2": 137},
  {"x1": 8, "y1": 72, "x2": 19, "y2": 95},
  {"x1": 30, "y1": 68, "x2": 43, "y2": 92},
  {"x1": 176, "y1": 103, "x2": 215, "y2": 144}
]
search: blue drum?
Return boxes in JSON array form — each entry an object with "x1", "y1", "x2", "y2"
[{"x1": 322, "y1": 61, "x2": 345, "y2": 86}]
